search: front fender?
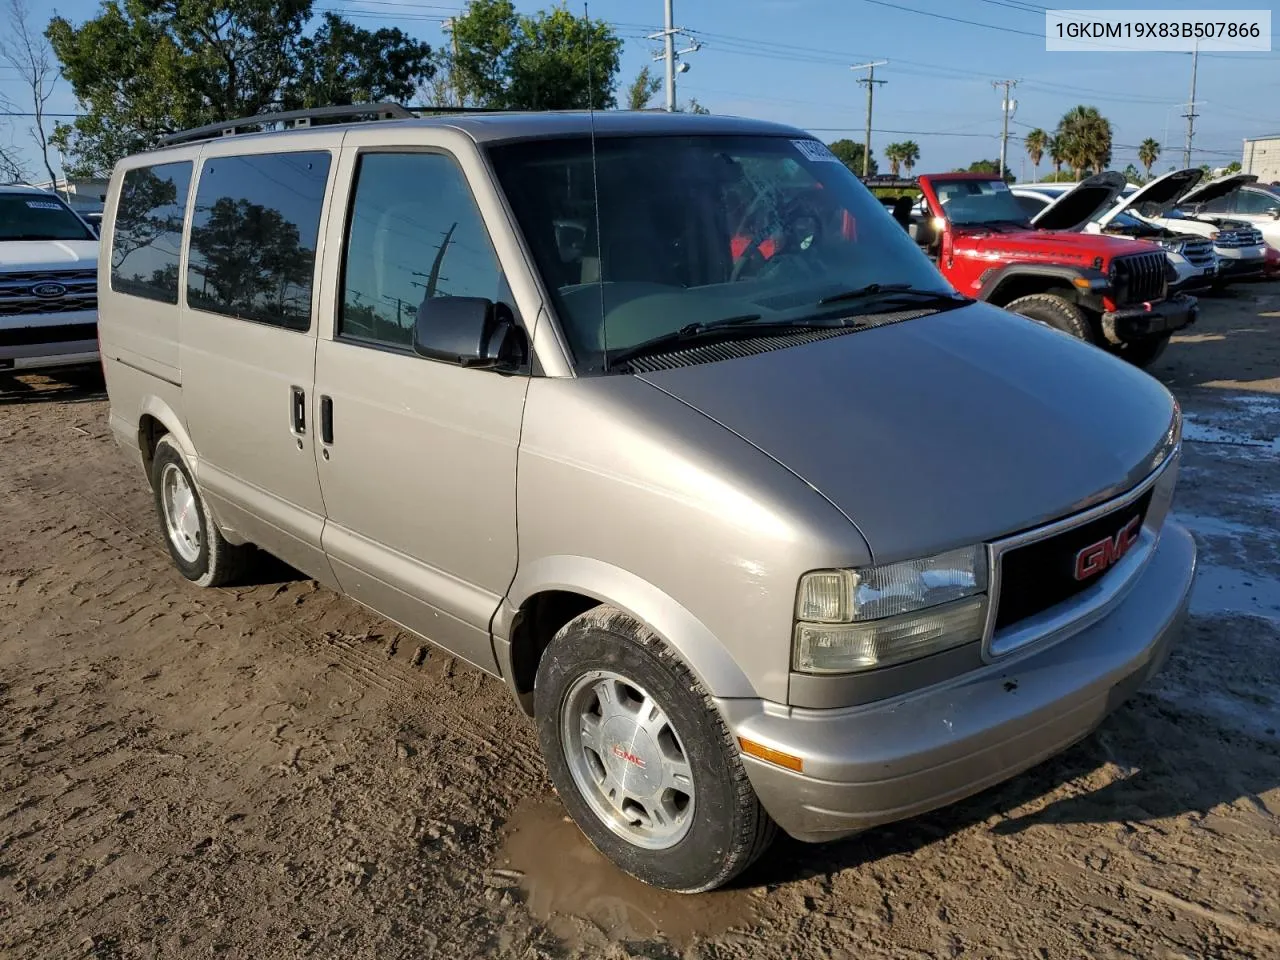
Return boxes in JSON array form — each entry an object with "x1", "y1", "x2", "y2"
[{"x1": 501, "y1": 554, "x2": 759, "y2": 701}]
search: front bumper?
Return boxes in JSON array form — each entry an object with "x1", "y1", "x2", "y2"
[
  {"x1": 720, "y1": 521, "x2": 1196, "y2": 843},
  {"x1": 1102, "y1": 293, "x2": 1196, "y2": 343},
  {"x1": 0, "y1": 310, "x2": 99, "y2": 372},
  {"x1": 1214, "y1": 254, "x2": 1266, "y2": 281}
]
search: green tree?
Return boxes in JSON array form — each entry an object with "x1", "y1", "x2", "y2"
[
  {"x1": 884, "y1": 142, "x2": 905, "y2": 176},
  {"x1": 898, "y1": 139, "x2": 920, "y2": 176},
  {"x1": 47, "y1": 0, "x2": 435, "y2": 176},
  {"x1": 625, "y1": 64, "x2": 660, "y2": 110},
  {"x1": 827, "y1": 139, "x2": 877, "y2": 176},
  {"x1": 962, "y1": 159, "x2": 1013, "y2": 181},
  {"x1": 1023, "y1": 127, "x2": 1048, "y2": 181},
  {"x1": 1137, "y1": 138, "x2": 1161, "y2": 180},
  {"x1": 1225, "y1": 160, "x2": 1242, "y2": 174},
  {"x1": 680, "y1": 97, "x2": 710, "y2": 115},
  {"x1": 1048, "y1": 134, "x2": 1066, "y2": 177},
  {"x1": 450, "y1": 0, "x2": 621, "y2": 110},
  {"x1": 1055, "y1": 105, "x2": 1112, "y2": 176},
  {"x1": 286, "y1": 13, "x2": 432, "y2": 109},
  {"x1": 1122, "y1": 162, "x2": 1141, "y2": 184}
]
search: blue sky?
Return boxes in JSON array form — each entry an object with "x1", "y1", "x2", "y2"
[{"x1": 2, "y1": 0, "x2": 1276, "y2": 179}]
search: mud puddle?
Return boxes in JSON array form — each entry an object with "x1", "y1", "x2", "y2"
[
  {"x1": 1190, "y1": 564, "x2": 1280, "y2": 622},
  {"x1": 498, "y1": 797, "x2": 758, "y2": 948}
]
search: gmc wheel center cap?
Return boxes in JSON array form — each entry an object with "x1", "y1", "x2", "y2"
[{"x1": 600, "y1": 717, "x2": 661, "y2": 798}]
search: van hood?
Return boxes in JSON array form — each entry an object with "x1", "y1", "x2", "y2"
[
  {"x1": 1030, "y1": 172, "x2": 1127, "y2": 231},
  {"x1": 0, "y1": 239, "x2": 98, "y2": 272},
  {"x1": 1182, "y1": 172, "x2": 1258, "y2": 208},
  {"x1": 637, "y1": 302, "x2": 1177, "y2": 562},
  {"x1": 1099, "y1": 168, "x2": 1203, "y2": 228}
]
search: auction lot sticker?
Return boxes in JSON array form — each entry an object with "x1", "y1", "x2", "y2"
[{"x1": 1046, "y1": 9, "x2": 1271, "y2": 51}]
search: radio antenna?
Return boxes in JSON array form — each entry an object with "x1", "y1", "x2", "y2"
[{"x1": 584, "y1": 2, "x2": 609, "y2": 372}]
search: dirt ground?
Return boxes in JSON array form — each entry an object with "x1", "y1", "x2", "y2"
[{"x1": 2, "y1": 286, "x2": 1279, "y2": 960}]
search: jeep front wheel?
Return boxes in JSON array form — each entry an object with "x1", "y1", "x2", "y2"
[{"x1": 1004, "y1": 293, "x2": 1094, "y2": 343}]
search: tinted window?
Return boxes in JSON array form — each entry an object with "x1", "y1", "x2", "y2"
[
  {"x1": 1236, "y1": 189, "x2": 1280, "y2": 215},
  {"x1": 1195, "y1": 194, "x2": 1232, "y2": 214},
  {"x1": 110, "y1": 162, "x2": 192, "y2": 304},
  {"x1": 0, "y1": 192, "x2": 95, "y2": 242},
  {"x1": 340, "y1": 153, "x2": 504, "y2": 348},
  {"x1": 489, "y1": 136, "x2": 947, "y2": 372},
  {"x1": 1015, "y1": 194, "x2": 1048, "y2": 217},
  {"x1": 187, "y1": 151, "x2": 330, "y2": 330}
]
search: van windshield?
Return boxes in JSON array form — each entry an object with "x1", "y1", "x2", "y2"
[
  {"x1": 0, "y1": 193, "x2": 95, "y2": 241},
  {"x1": 487, "y1": 135, "x2": 953, "y2": 373}
]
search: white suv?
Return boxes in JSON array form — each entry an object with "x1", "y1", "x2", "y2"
[{"x1": 0, "y1": 184, "x2": 100, "y2": 374}]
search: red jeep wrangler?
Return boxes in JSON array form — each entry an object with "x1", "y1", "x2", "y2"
[{"x1": 872, "y1": 173, "x2": 1198, "y2": 368}]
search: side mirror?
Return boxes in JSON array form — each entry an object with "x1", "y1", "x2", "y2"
[
  {"x1": 412, "y1": 296, "x2": 526, "y2": 370},
  {"x1": 1270, "y1": 208, "x2": 1280, "y2": 220}
]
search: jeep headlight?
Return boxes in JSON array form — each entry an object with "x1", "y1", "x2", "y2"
[{"x1": 793, "y1": 546, "x2": 988, "y2": 674}]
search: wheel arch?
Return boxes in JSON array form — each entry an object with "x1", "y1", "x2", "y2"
[
  {"x1": 135, "y1": 395, "x2": 197, "y2": 484},
  {"x1": 497, "y1": 556, "x2": 759, "y2": 716},
  {"x1": 979, "y1": 263, "x2": 1094, "y2": 308}
]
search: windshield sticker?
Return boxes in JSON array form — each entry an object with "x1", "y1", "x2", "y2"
[
  {"x1": 25, "y1": 200, "x2": 64, "y2": 211},
  {"x1": 791, "y1": 139, "x2": 841, "y2": 164}
]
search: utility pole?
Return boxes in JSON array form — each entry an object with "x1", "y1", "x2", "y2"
[
  {"x1": 993, "y1": 80, "x2": 1018, "y2": 181},
  {"x1": 851, "y1": 61, "x2": 887, "y2": 177},
  {"x1": 1183, "y1": 42, "x2": 1199, "y2": 168},
  {"x1": 648, "y1": 1, "x2": 701, "y2": 112}
]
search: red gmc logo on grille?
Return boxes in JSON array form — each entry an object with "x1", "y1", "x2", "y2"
[{"x1": 1074, "y1": 515, "x2": 1142, "y2": 581}]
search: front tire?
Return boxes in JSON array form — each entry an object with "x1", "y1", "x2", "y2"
[
  {"x1": 1004, "y1": 293, "x2": 1094, "y2": 342},
  {"x1": 534, "y1": 606, "x2": 776, "y2": 892},
  {"x1": 151, "y1": 436, "x2": 253, "y2": 587}
]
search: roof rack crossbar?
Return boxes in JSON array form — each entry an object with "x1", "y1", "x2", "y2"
[{"x1": 158, "y1": 101, "x2": 415, "y2": 147}]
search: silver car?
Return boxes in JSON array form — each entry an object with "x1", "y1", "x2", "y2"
[{"x1": 97, "y1": 109, "x2": 1196, "y2": 892}]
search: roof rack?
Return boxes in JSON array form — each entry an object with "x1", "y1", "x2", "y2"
[
  {"x1": 158, "y1": 102, "x2": 416, "y2": 147},
  {"x1": 158, "y1": 102, "x2": 537, "y2": 147}
]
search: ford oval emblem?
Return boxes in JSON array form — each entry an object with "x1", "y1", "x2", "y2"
[{"x1": 31, "y1": 282, "x2": 67, "y2": 299}]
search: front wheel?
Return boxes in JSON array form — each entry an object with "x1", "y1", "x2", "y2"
[
  {"x1": 1004, "y1": 293, "x2": 1094, "y2": 343},
  {"x1": 534, "y1": 606, "x2": 776, "y2": 892}
]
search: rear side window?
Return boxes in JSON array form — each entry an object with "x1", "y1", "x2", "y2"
[
  {"x1": 1236, "y1": 190, "x2": 1280, "y2": 215},
  {"x1": 339, "y1": 152, "x2": 504, "y2": 349},
  {"x1": 111, "y1": 161, "x2": 193, "y2": 304},
  {"x1": 187, "y1": 151, "x2": 330, "y2": 331}
]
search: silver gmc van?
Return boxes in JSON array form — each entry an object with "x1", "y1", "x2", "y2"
[{"x1": 98, "y1": 108, "x2": 1196, "y2": 892}]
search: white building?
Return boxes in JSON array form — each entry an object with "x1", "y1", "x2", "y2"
[
  {"x1": 1242, "y1": 135, "x2": 1280, "y2": 184},
  {"x1": 31, "y1": 177, "x2": 111, "y2": 214}
]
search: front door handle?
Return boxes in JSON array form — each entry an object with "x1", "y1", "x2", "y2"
[
  {"x1": 291, "y1": 386, "x2": 306, "y2": 434},
  {"x1": 320, "y1": 395, "x2": 333, "y2": 445}
]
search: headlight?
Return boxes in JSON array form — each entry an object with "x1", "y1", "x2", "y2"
[
  {"x1": 793, "y1": 546, "x2": 988, "y2": 674},
  {"x1": 1158, "y1": 239, "x2": 1186, "y2": 254}
]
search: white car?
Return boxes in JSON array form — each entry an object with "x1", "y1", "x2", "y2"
[
  {"x1": 1011, "y1": 175, "x2": 1216, "y2": 294},
  {"x1": 1187, "y1": 180, "x2": 1280, "y2": 252},
  {"x1": 0, "y1": 184, "x2": 100, "y2": 374},
  {"x1": 1113, "y1": 171, "x2": 1268, "y2": 283}
]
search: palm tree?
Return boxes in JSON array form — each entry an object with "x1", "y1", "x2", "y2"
[
  {"x1": 899, "y1": 140, "x2": 920, "y2": 176},
  {"x1": 885, "y1": 142, "x2": 905, "y2": 176},
  {"x1": 1056, "y1": 105, "x2": 1112, "y2": 177},
  {"x1": 1138, "y1": 138, "x2": 1161, "y2": 181},
  {"x1": 1048, "y1": 135, "x2": 1065, "y2": 178},
  {"x1": 1023, "y1": 128, "x2": 1048, "y2": 181}
]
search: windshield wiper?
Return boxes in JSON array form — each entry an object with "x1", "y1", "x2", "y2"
[
  {"x1": 606, "y1": 314, "x2": 850, "y2": 369},
  {"x1": 817, "y1": 283, "x2": 967, "y2": 308}
]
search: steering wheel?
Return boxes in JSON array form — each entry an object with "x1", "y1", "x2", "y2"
[{"x1": 731, "y1": 196, "x2": 827, "y2": 282}]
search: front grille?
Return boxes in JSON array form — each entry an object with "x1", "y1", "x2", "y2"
[
  {"x1": 1111, "y1": 251, "x2": 1167, "y2": 305},
  {"x1": 994, "y1": 488, "x2": 1155, "y2": 631},
  {"x1": 1215, "y1": 227, "x2": 1264, "y2": 249},
  {"x1": 0, "y1": 269, "x2": 97, "y2": 318},
  {"x1": 0, "y1": 322, "x2": 98, "y2": 347},
  {"x1": 1181, "y1": 238, "x2": 1215, "y2": 267}
]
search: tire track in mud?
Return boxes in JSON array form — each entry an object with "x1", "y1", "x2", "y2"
[{"x1": 0, "y1": 460, "x2": 547, "y2": 793}]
